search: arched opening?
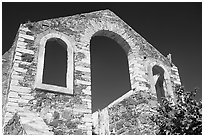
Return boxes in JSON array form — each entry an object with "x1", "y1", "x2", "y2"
[
  {"x1": 42, "y1": 38, "x2": 67, "y2": 87},
  {"x1": 91, "y1": 33, "x2": 131, "y2": 112},
  {"x1": 152, "y1": 65, "x2": 166, "y2": 102}
]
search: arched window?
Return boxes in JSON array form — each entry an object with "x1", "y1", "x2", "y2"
[
  {"x1": 34, "y1": 31, "x2": 73, "y2": 94},
  {"x1": 42, "y1": 38, "x2": 67, "y2": 87},
  {"x1": 152, "y1": 65, "x2": 166, "y2": 102}
]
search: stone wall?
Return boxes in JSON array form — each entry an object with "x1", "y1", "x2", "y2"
[
  {"x1": 2, "y1": 9, "x2": 181, "y2": 135},
  {"x1": 92, "y1": 88, "x2": 159, "y2": 135},
  {"x1": 2, "y1": 41, "x2": 16, "y2": 126}
]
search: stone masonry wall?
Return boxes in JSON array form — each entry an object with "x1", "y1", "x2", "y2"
[
  {"x1": 2, "y1": 9, "x2": 181, "y2": 135},
  {"x1": 106, "y1": 89, "x2": 158, "y2": 135},
  {"x1": 2, "y1": 24, "x2": 92, "y2": 135},
  {"x1": 2, "y1": 41, "x2": 16, "y2": 126},
  {"x1": 91, "y1": 81, "x2": 159, "y2": 135}
]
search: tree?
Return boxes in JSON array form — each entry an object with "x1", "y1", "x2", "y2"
[{"x1": 151, "y1": 86, "x2": 202, "y2": 135}]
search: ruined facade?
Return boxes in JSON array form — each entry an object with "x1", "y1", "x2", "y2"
[{"x1": 2, "y1": 10, "x2": 181, "y2": 135}]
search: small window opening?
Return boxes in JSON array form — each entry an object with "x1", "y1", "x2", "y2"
[
  {"x1": 152, "y1": 65, "x2": 165, "y2": 102},
  {"x1": 42, "y1": 38, "x2": 67, "y2": 87}
]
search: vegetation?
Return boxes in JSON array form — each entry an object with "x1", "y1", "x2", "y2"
[{"x1": 151, "y1": 86, "x2": 202, "y2": 135}]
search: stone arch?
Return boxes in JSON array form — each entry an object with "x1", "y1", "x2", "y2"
[
  {"x1": 90, "y1": 31, "x2": 132, "y2": 111},
  {"x1": 79, "y1": 19, "x2": 138, "y2": 89},
  {"x1": 92, "y1": 30, "x2": 131, "y2": 54},
  {"x1": 34, "y1": 30, "x2": 74, "y2": 94}
]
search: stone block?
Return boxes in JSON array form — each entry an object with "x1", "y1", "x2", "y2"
[
  {"x1": 15, "y1": 60, "x2": 32, "y2": 66},
  {"x1": 17, "y1": 44, "x2": 27, "y2": 49},
  {"x1": 7, "y1": 102, "x2": 19, "y2": 107},
  {"x1": 10, "y1": 79, "x2": 19, "y2": 86},
  {"x1": 20, "y1": 27, "x2": 31, "y2": 32},
  {"x1": 75, "y1": 66, "x2": 90, "y2": 72},
  {"x1": 10, "y1": 85, "x2": 31, "y2": 93},
  {"x1": 81, "y1": 74, "x2": 91, "y2": 80},
  {"x1": 8, "y1": 92, "x2": 19, "y2": 99},
  {"x1": 7, "y1": 98, "x2": 19, "y2": 103},
  {"x1": 82, "y1": 89, "x2": 91, "y2": 95},
  {"x1": 171, "y1": 66, "x2": 178, "y2": 71},
  {"x1": 13, "y1": 66, "x2": 27, "y2": 73},
  {"x1": 173, "y1": 71, "x2": 179, "y2": 75},
  {"x1": 87, "y1": 102, "x2": 91, "y2": 109},
  {"x1": 76, "y1": 41, "x2": 89, "y2": 47},
  {"x1": 6, "y1": 106, "x2": 21, "y2": 113},
  {"x1": 21, "y1": 95, "x2": 34, "y2": 100},
  {"x1": 11, "y1": 74, "x2": 24, "y2": 80},
  {"x1": 14, "y1": 55, "x2": 22, "y2": 61},
  {"x1": 174, "y1": 80, "x2": 181, "y2": 85},
  {"x1": 81, "y1": 58, "x2": 90, "y2": 64},
  {"x1": 76, "y1": 49, "x2": 90, "y2": 56},
  {"x1": 76, "y1": 79, "x2": 91, "y2": 85},
  {"x1": 18, "y1": 37, "x2": 25, "y2": 42},
  {"x1": 86, "y1": 86, "x2": 91, "y2": 90},
  {"x1": 15, "y1": 51, "x2": 22, "y2": 57},
  {"x1": 18, "y1": 98, "x2": 29, "y2": 104},
  {"x1": 16, "y1": 47, "x2": 34, "y2": 55},
  {"x1": 17, "y1": 41, "x2": 28, "y2": 46},
  {"x1": 82, "y1": 98, "x2": 91, "y2": 103},
  {"x1": 19, "y1": 33, "x2": 35, "y2": 41}
]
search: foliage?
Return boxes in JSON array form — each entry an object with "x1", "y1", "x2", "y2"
[{"x1": 151, "y1": 86, "x2": 202, "y2": 135}]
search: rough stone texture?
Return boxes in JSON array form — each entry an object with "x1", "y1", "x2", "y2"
[
  {"x1": 4, "y1": 113, "x2": 25, "y2": 135},
  {"x1": 2, "y1": 36, "x2": 16, "y2": 126},
  {"x1": 93, "y1": 89, "x2": 159, "y2": 135},
  {"x1": 2, "y1": 9, "x2": 181, "y2": 135}
]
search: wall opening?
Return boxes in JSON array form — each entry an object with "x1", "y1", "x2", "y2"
[
  {"x1": 152, "y1": 65, "x2": 165, "y2": 103},
  {"x1": 91, "y1": 35, "x2": 131, "y2": 112},
  {"x1": 42, "y1": 38, "x2": 67, "y2": 87}
]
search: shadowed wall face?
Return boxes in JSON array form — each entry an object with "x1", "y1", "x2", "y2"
[
  {"x1": 91, "y1": 36, "x2": 131, "y2": 112},
  {"x1": 42, "y1": 38, "x2": 67, "y2": 87}
]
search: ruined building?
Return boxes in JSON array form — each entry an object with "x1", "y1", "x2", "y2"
[{"x1": 2, "y1": 10, "x2": 181, "y2": 135}]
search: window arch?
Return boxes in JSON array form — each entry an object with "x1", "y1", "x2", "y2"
[
  {"x1": 34, "y1": 31, "x2": 73, "y2": 94},
  {"x1": 152, "y1": 65, "x2": 166, "y2": 102},
  {"x1": 42, "y1": 38, "x2": 67, "y2": 87},
  {"x1": 147, "y1": 62, "x2": 174, "y2": 102}
]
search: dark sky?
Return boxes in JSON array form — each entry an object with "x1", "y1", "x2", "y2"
[{"x1": 2, "y1": 2, "x2": 202, "y2": 112}]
